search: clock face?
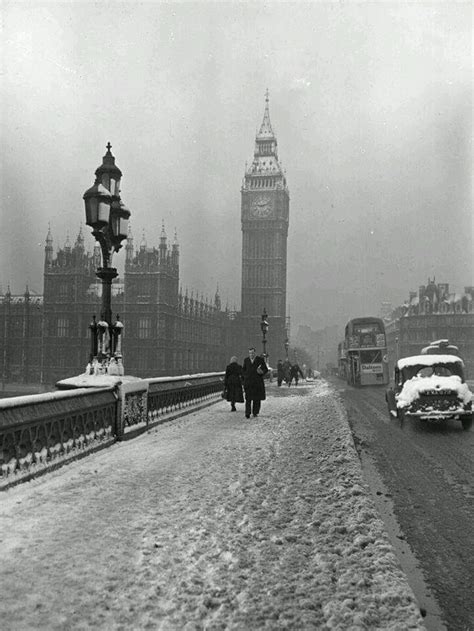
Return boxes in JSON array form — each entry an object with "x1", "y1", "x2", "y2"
[{"x1": 250, "y1": 195, "x2": 273, "y2": 218}]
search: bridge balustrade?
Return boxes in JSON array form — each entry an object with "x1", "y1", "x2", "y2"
[{"x1": 0, "y1": 372, "x2": 224, "y2": 490}]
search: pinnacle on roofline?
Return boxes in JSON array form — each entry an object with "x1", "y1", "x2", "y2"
[{"x1": 257, "y1": 87, "x2": 275, "y2": 139}]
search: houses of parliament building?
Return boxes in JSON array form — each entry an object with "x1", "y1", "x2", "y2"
[{"x1": 0, "y1": 94, "x2": 291, "y2": 388}]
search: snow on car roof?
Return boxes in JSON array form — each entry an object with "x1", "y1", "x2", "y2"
[{"x1": 397, "y1": 354, "x2": 464, "y2": 369}]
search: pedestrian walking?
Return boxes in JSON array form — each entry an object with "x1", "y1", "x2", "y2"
[
  {"x1": 242, "y1": 347, "x2": 268, "y2": 418},
  {"x1": 283, "y1": 359, "x2": 291, "y2": 384},
  {"x1": 288, "y1": 362, "x2": 304, "y2": 386},
  {"x1": 224, "y1": 356, "x2": 244, "y2": 412},
  {"x1": 277, "y1": 359, "x2": 285, "y2": 386}
]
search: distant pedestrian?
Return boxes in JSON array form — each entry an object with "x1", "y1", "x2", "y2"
[
  {"x1": 242, "y1": 347, "x2": 268, "y2": 418},
  {"x1": 288, "y1": 363, "x2": 304, "y2": 386},
  {"x1": 224, "y1": 356, "x2": 244, "y2": 412},
  {"x1": 277, "y1": 359, "x2": 285, "y2": 387},
  {"x1": 283, "y1": 359, "x2": 291, "y2": 384}
]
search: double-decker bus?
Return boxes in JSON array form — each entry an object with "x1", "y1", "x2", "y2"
[{"x1": 344, "y1": 317, "x2": 389, "y2": 386}]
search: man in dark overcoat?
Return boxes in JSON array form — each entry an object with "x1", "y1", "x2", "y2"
[{"x1": 242, "y1": 347, "x2": 269, "y2": 418}]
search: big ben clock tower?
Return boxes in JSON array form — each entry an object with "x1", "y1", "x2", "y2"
[{"x1": 240, "y1": 91, "x2": 289, "y2": 359}]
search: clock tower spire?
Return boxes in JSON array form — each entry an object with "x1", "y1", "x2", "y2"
[{"x1": 240, "y1": 91, "x2": 290, "y2": 360}]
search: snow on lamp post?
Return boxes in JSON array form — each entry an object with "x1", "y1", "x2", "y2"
[
  {"x1": 260, "y1": 308, "x2": 269, "y2": 362},
  {"x1": 83, "y1": 143, "x2": 130, "y2": 373}
]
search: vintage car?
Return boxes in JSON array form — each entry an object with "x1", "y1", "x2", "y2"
[{"x1": 386, "y1": 354, "x2": 473, "y2": 430}]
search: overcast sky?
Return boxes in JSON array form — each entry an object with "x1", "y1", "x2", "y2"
[{"x1": 1, "y1": 1, "x2": 472, "y2": 333}]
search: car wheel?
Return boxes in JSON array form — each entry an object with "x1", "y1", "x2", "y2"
[
  {"x1": 462, "y1": 416, "x2": 473, "y2": 431},
  {"x1": 386, "y1": 390, "x2": 397, "y2": 419},
  {"x1": 397, "y1": 409, "x2": 405, "y2": 426}
]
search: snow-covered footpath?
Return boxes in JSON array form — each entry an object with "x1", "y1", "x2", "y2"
[{"x1": 0, "y1": 380, "x2": 425, "y2": 630}]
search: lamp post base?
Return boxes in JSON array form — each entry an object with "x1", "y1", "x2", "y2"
[{"x1": 86, "y1": 355, "x2": 124, "y2": 377}]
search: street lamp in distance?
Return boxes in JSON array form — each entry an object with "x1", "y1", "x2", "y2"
[
  {"x1": 260, "y1": 308, "x2": 269, "y2": 361},
  {"x1": 83, "y1": 143, "x2": 130, "y2": 373},
  {"x1": 284, "y1": 337, "x2": 289, "y2": 360}
]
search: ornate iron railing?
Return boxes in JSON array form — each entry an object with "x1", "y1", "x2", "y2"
[
  {"x1": 0, "y1": 388, "x2": 117, "y2": 489},
  {"x1": 146, "y1": 373, "x2": 224, "y2": 425},
  {"x1": 0, "y1": 372, "x2": 224, "y2": 489}
]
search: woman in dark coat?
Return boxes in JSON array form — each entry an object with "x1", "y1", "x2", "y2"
[{"x1": 224, "y1": 356, "x2": 244, "y2": 411}]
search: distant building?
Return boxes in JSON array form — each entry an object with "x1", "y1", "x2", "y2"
[
  {"x1": 42, "y1": 225, "x2": 102, "y2": 384},
  {"x1": 379, "y1": 301, "x2": 393, "y2": 321},
  {"x1": 1, "y1": 222, "x2": 230, "y2": 386},
  {"x1": 237, "y1": 90, "x2": 290, "y2": 361},
  {"x1": 385, "y1": 278, "x2": 474, "y2": 377},
  {"x1": 122, "y1": 222, "x2": 227, "y2": 378},
  {"x1": 0, "y1": 286, "x2": 43, "y2": 385},
  {"x1": 0, "y1": 94, "x2": 293, "y2": 386},
  {"x1": 294, "y1": 324, "x2": 340, "y2": 372}
]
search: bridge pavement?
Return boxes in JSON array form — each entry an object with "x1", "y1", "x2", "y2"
[{"x1": 0, "y1": 380, "x2": 425, "y2": 630}]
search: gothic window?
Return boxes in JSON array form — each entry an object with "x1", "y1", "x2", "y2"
[
  {"x1": 138, "y1": 317, "x2": 151, "y2": 339},
  {"x1": 30, "y1": 318, "x2": 42, "y2": 337},
  {"x1": 138, "y1": 353, "x2": 147, "y2": 371},
  {"x1": 59, "y1": 283, "x2": 68, "y2": 299},
  {"x1": 57, "y1": 318, "x2": 68, "y2": 337},
  {"x1": 158, "y1": 317, "x2": 166, "y2": 335}
]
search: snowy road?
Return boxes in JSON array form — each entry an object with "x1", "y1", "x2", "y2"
[
  {"x1": 339, "y1": 381, "x2": 474, "y2": 631},
  {"x1": 0, "y1": 381, "x2": 424, "y2": 630}
]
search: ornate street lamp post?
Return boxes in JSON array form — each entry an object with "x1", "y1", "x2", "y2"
[
  {"x1": 260, "y1": 308, "x2": 269, "y2": 361},
  {"x1": 284, "y1": 337, "x2": 289, "y2": 360},
  {"x1": 83, "y1": 143, "x2": 130, "y2": 372}
]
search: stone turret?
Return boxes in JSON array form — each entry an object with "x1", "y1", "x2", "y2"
[
  {"x1": 172, "y1": 228, "x2": 179, "y2": 265},
  {"x1": 159, "y1": 220, "x2": 167, "y2": 260},
  {"x1": 44, "y1": 225, "x2": 53, "y2": 269},
  {"x1": 75, "y1": 226, "x2": 85, "y2": 252},
  {"x1": 215, "y1": 284, "x2": 221, "y2": 311},
  {"x1": 125, "y1": 223, "x2": 134, "y2": 267}
]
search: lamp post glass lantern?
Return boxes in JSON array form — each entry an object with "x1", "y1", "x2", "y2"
[
  {"x1": 260, "y1": 308, "x2": 269, "y2": 362},
  {"x1": 83, "y1": 143, "x2": 130, "y2": 374}
]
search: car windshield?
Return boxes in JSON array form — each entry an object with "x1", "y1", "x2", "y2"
[
  {"x1": 401, "y1": 362, "x2": 464, "y2": 381},
  {"x1": 415, "y1": 366, "x2": 453, "y2": 378}
]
